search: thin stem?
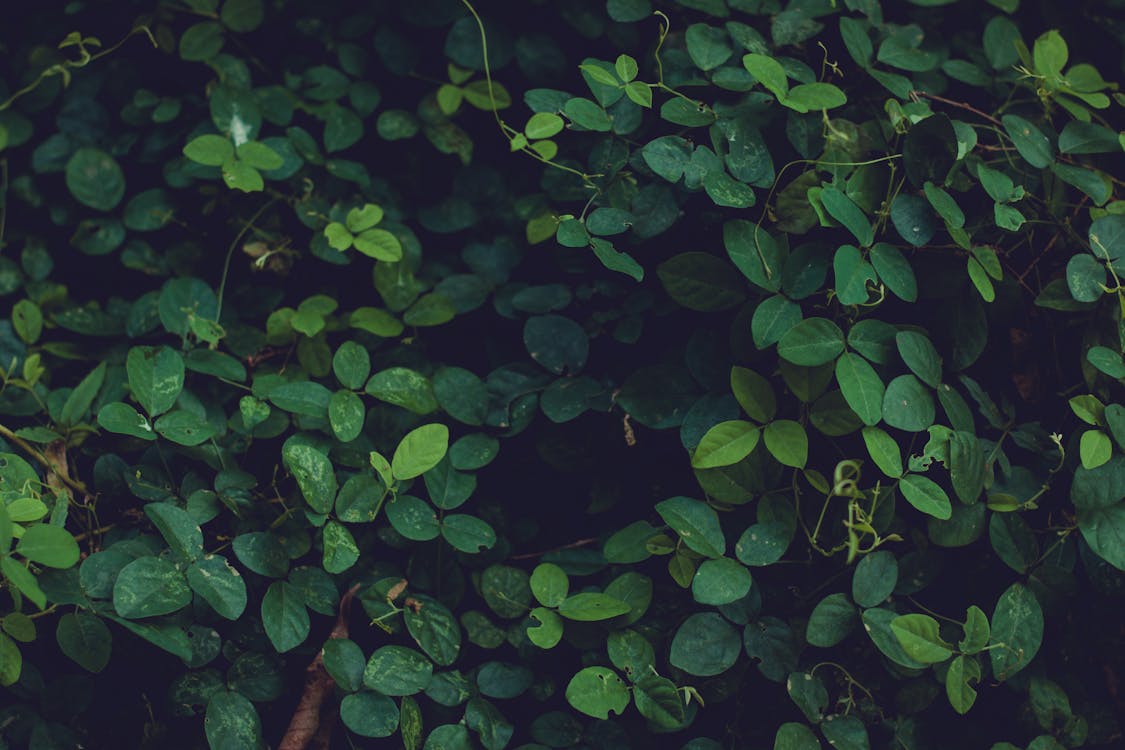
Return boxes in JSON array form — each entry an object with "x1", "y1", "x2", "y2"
[
  {"x1": 73, "y1": 524, "x2": 116, "y2": 543},
  {"x1": 911, "y1": 90, "x2": 1002, "y2": 127},
  {"x1": 0, "y1": 422, "x2": 89, "y2": 495},
  {"x1": 509, "y1": 537, "x2": 599, "y2": 561},
  {"x1": 457, "y1": 0, "x2": 599, "y2": 186},
  {"x1": 215, "y1": 198, "x2": 278, "y2": 321}
]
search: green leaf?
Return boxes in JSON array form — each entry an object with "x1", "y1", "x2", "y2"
[
  {"x1": 685, "y1": 24, "x2": 732, "y2": 71},
  {"x1": 633, "y1": 674, "x2": 685, "y2": 728},
  {"x1": 820, "y1": 187, "x2": 874, "y2": 247},
  {"x1": 113, "y1": 557, "x2": 192, "y2": 618},
  {"x1": 1, "y1": 557, "x2": 45, "y2": 609},
  {"x1": 364, "y1": 645, "x2": 433, "y2": 695},
  {"x1": 820, "y1": 714, "x2": 870, "y2": 750},
  {"x1": 1033, "y1": 29, "x2": 1068, "y2": 77},
  {"x1": 742, "y1": 53, "x2": 789, "y2": 99},
  {"x1": 862, "y1": 608, "x2": 927, "y2": 669},
  {"x1": 526, "y1": 611, "x2": 562, "y2": 652},
  {"x1": 322, "y1": 520, "x2": 359, "y2": 574},
  {"x1": 66, "y1": 148, "x2": 125, "y2": 211},
  {"x1": 565, "y1": 667, "x2": 629, "y2": 719},
  {"x1": 731, "y1": 366, "x2": 776, "y2": 422},
  {"x1": 324, "y1": 105, "x2": 364, "y2": 152},
  {"x1": 774, "y1": 723, "x2": 822, "y2": 750},
  {"x1": 642, "y1": 136, "x2": 693, "y2": 182},
  {"x1": 1077, "y1": 501, "x2": 1125, "y2": 571},
  {"x1": 353, "y1": 228, "x2": 403, "y2": 261},
  {"x1": 691, "y1": 558, "x2": 752, "y2": 605},
  {"x1": 990, "y1": 583, "x2": 1044, "y2": 680},
  {"x1": 833, "y1": 245, "x2": 876, "y2": 305},
  {"x1": 16, "y1": 525, "x2": 79, "y2": 568},
  {"x1": 1002, "y1": 115, "x2": 1055, "y2": 168},
  {"x1": 324, "y1": 222, "x2": 354, "y2": 250},
  {"x1": 328, "y1": 390, "x2": 365, "y2": 442},
  {"x1": 783, "y1": 83, "x2": 847, "y2": 112},
  {"x1": 404, "y1": 596, "x2": 461, "y2": 666},
  {"x1": 524, "y1": 315, "x2": 588, "y2": 374},
  {"x1": 890, "y1": 613, "x2": 954, "y2": 663},
  {"x1": 386, "y1": 495, "x2": 441, "y2": 541},
  {"x1": 346, "y1": 204, "x2": 384, "y2": 234},
  {"x1": 788, "y1": 670, "x2": 828, "y2": 723},
  {"x1": 322, "y1": 638, "x2": 365, "y2": 692},
  {"x1": 282, "y1": 444, "x2": 337, "y2": 514},
  {"x1": 204, "y1": 691, "x2": 263, "y2": 750},
  {"x1": 900, "y1": 474, "x2": 953, "y2": 520},
  {"x1": 557, "y1": 593, "x2": 631, "y2": 621},
  {"x1": 923, "y1": 182, "x2": 965, "y2": 228},
  {"x1": 232, "y1": 532, "x2": 289, "y2": 577},
  {"x1": 221, "y1": 0, "x2": 264, "y2": 31},
  {"x1": 691, "y1": 420, "x2": 760, "y2": 469},
  {"x1": 392, "y1": 424, "x2": 450, "y2": 481},
  {"x1": 154, "y1": 411, "x2": 217, "y2": 446},
  {"x1": 127, "y1": 346, "x2": 184, "y2": 417},
  {"x1": 752, "y1": 295, "x2": 802, "y2": 350},
  {"x1": 261, "y1": 581, "x2": 309, "y2": 652},
  {"x1": 12, "y1": 299, "x2": 42, "y2": 344},
  {"x1": 0, "y1": 633, "x2": 22, "y2": 686},
  {"x1": 589, "y1": 238, "x2": 644, "y2": 281},
  {"x1": 340, "y1": 692, "x2": 400, "y2": 738},
  {"x1": 658, "y1": 252, "x2": 747, "y2": 311},
  {"x1": 869, "y1": 243, "x2": 918, "y2": 302},
  {"x1": 882, "y1": 374, "x2": 935, "y2": 431},
  {"x1": 836, "y1": 354, "x2": 885, "y2": 427},
  {"x1": 563, "y1": 97, "x2": 612, "y2": 131},
  {"x1": 186, "y1": 554, "x2": 247, "y2": 620},
  {"x1": 365, "y1": 367, "x2": 438, "y2": 414},
  {"x1": 145, "y1": 503, "x2": 203, "y2": 562},
  {"x1": 946, "y1": 654, "x2": 981, "y2": 714},
  {"x1": 896, "y1": 331, "x2": 942, "y2": 388},
  {"x1": 222, "y1": 160, "x2": 263, "y2": 192},
  {"x1": 1066, "y1": 254, "x2": 1106, "y2": 302},
  {"x1": 806, "y1": 593, "x2": 857, "y2": 648},
  {"x1": 890, "y1": 194, "x2": 937, "y2": 247},
  {"x1": 440, "y1": 514, "x2": 496, "y2": 553},
  {"x1": 655, "y1": 496, "x2": 726, "y2": 558},
  {"x1": 235, "y1": 141, "x2": 283, "y2": 170},
  {"x1": 777, "y1": 318, "x2": 845, "y2": 366},
  {"x1": 852, "y1": 550, "x2": 898, "y2": 607},
  {"x1": 1059, "y1": 121, "x2": 1120, "y2": 154},
  {"x1": 525, "y1": 112, "x2": 564, "y2": 140},
  {"x1": 530, "y1": 563, "x2": 569, "y2": 608},
  {"x1": 959, "y1": 605, "x2": 991, "y2": 654},
  {"x1": 60, "y1": 362, "x2": 107, "y2": 426},
  {"x1": 624, "y1": 81, "x2": 653, "y2": 107},
  {"x1": 724, "y1": 220, "x2": 784, "y2": 293},
  {"x1": 731, "y1": 516, "x2": 790, "y2": 566},
  {"x1": 949, "y1": 431, "x2": 986, "y2": 503},
  {"x1": 56, "y1": 613, "x2": 111, "y2": 673},
  {"x1": 102, "y1": 614, "x2": 191, "y2": 661},
  {"x1": 764, "y1": 420, "x2": 808, "y2": 468},
  {"x1": 669, "y1": 612, "x2": 740, "y2": 676}
]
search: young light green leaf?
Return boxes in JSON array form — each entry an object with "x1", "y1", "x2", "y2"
[{"x1": 392, "y1": 424, "x2": 450, "y2": 481}]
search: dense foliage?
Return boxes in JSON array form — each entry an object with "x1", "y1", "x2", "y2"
[{"x1": 1, "y1": 0, "x2": 1124, "y2": 748}]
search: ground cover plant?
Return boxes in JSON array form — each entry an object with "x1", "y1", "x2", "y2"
[{"x1": 1, "y1": 0, "x2": 1124, "y2": 747}]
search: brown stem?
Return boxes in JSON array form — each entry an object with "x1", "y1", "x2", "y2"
[
  {"x1": 73, "y1": 524, "x2": 116, "y2": 543},
  {"x1": 509, "y1": 537, "x2": 599, "y2": 561},
  {"x1": 0, "y1": 423, "x2": 89, "y2": 496},
  {"x1": 910, "y1": 90, "x2": 1003, "y2": 127},
  {"x1": 277, "y1": 584, "x2": 361, "y2": 750}
]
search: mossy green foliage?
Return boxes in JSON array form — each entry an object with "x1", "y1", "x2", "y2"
[{"x1": 0, "y1": 0, "x2": 1123, "y2": 747}]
